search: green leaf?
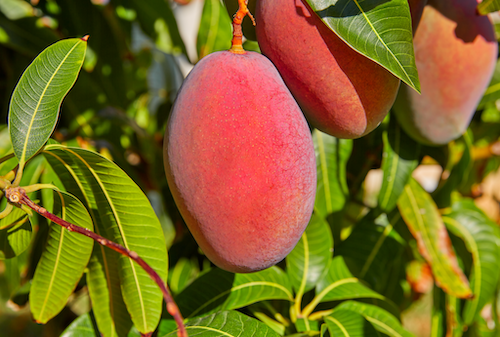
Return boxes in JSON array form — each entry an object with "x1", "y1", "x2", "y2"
[
  {"x1": 168, "y1": 257, "x2": 199, "y2": 294},
  {"x1": 8, "y1": 37, "x2": 87, "y2": 169},
  {"x1": 197, "y1": 0, "x2": 232, "y2": 59},
  {"x1": 316, "y1": 256, "x2": 384, "y2": 302},
  {"x1": 87, "y1": 244, "x2": 133, "y2": 337},
  {"x1": 479, "y1": 59, "x2": 500, "y2": 108},
  {"x1": 43, "y1": 145, "x2": 168, "y2": 334},
  {"x1": 30, "y1": 190, "x2": 94, "y2": 323},
  {"x1": 296, "y1": 318, "x2": 319, "y2": 332},
  {"x1": 303, "y1": 256, "x2": 384, "y2": 316},
  {"x1": 378, "y1": 117, "x2": 420, "y2": 212},
  {"x1": 433, "y1": 134, "x2": 472, "y2": 209},
  {"x1": 287, "y1": 213, "x2": 333, "y2": 294},
  {"x1": 305, "y1": 0, "x2": 420, "y2": 92},
  {"x1": 0, "y1": 206, "x2": 31, "y2": 259},
  {"x1": 313, "y1": 129, "x2": 352, "y2": 218},
  {"x1": 175, "y1": 266, "x2": 293, "y2": 319},
  {"x1": 60, "y1": 313, "x2": 100, "y2": 337},
  {"x1": 325, "y1": 309, "x2": 380, "y2": 336},
  {"x1": 160, "y1": 310, "x2": 281, "y2": 337},
  {"x1": 335, "y1": 212, "x2": 405, "y2": 292},
  {"x1": 335, "y1": 301, "x2": 413, "y2": 337},
  {"x1": 398, "y1": 178, "x2": 472, "y2": 299},
  {"x1": 443, "y1": 199, "x2": 500, "y2": 325},
  {"x1": 477, "y1": 0, "x2": 500, "y2": 15}
]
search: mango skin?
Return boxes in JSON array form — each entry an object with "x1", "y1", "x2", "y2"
[
  {"x1": 255, "y1": 0, "x2": 400, "y2": 139},
  {"x1": 164, "y1": 50, "x2": 316, "y2": 273},
  {"x1": 393, "y1": 0, "x2": 498, "y2": 146}
]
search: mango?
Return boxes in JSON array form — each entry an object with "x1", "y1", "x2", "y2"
[
  {"x1": 164, "y1": 50, "x2": 316, "y2": 273},
  {"x1": 393, "y1": 0, "x2": 497, "y2": 146},
  {"x1": 255, "y1": 0, "x2": 400, "y2": 139}
]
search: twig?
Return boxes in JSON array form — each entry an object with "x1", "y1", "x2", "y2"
[{"x1": 5, "y1": 187, "x2": 187, "y2": 337}]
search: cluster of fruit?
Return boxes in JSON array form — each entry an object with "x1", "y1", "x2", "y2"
[{"x1": 163, "y1": 0, "x2": 497, "y2": 273}]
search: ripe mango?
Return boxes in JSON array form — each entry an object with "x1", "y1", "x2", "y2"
[
  {"x1": 255, "y1": 0, "x2": 400, "y2": 139},
  {"x1": 393, "y1": 0, "x2": 497, "y2": 146},
  {"x1": 164, "y1": 50, "x2": 316, "y2": 273}
]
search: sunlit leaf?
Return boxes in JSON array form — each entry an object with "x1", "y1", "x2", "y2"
[
  {"x1": 287, "y1": 212, "x2": 332, "y2": 305},
  {"x1": 305, "y1": 0, "x2": 420, "y2": 92},
  {"x1": 313, "y1": 256, "x2": 384, "y2": 307},
  {"x1": 477, "y1": 0, "x2": 500, "y2": 15},
  {"x1": 325, "y1": 309, "x2": 380, "y2": 336},
  {"x1": 43, "y1": 145, "x2": 168, "y2": 334},
  {"x1": 168, "y1": 257, "x2": 199, "y2": 294},
  {"x1": 335, "y1": 211, "x2": 405, "y2": 292},
  {"x1": 175, "y1": 266, "x2": 293, "y2": 319},
  {"x1": 433, "y1": 134, "x2": 472, "y2": 208},
  {"x1": 8, "y1": 37, "x2": 87, "y2": 168},
  {"x1": 443, "y1": 199, "x2": 500, "y2": 325},
  {"x1": 30, "y1": 190, "x2": 93, "y2": 323},
  {"x1": 197, "y1": 0, "x2": 232, "y2": 59},
  {"x1": 398, "y1": 178, "x2": 472, "y2": 298},
  {"x1": 160, "y1": 310, "x2": 281, "y2": 337},
  {"x1": 313, "y1": 129, "x2": 352, "y2": 219},
  {"x1": 0, "y1": 205, "x2": 31, "y2": 259},
  {"x1": 378, "y1": 116, "x2": 419, "y2": 212},
  {"x1": 60, "y1": 313, "x2": 99, "y2": 337},
  {"x1": 335, "y1": 301, "x2": 413, "y2": 337}
]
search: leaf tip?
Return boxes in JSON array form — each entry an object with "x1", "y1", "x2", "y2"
[{"x1": 81, "y1": 35, "x2": 90, "y2": 42}]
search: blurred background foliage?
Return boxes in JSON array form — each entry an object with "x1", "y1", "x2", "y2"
[{"x1": 1, "y1": 0, "x2": 500, "y2": 336}]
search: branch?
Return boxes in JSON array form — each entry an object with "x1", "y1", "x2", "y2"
[{"x1": 5, "y1": 187, "x2": 187, "y2": 337}]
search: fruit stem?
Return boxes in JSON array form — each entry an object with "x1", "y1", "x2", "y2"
[{"x1": 230, "y1": 0, "x2": 255, "y2": 54}]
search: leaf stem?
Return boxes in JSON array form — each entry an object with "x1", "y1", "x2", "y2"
[
  {"x1": 5, "y1": 187, "x2": 187, "y2": 337},
  {"x1": 229, "y1": 0, "x2": 255, "y2": 54}
]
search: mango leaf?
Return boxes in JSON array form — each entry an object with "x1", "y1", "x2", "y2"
[
  {"x1": 0, "y1": 205, "x2": 31, "y2": 259},
  {"x1": 477, "y1": 0, "x2": 500, "y2": 15},
  {"x1": 8, "y1": 37, "x2": 87, "y2": 169},
  {"x1": 30, "y1": 190, "x2": 94, "y2": 323},
  {"x1": 296, "y1": 318, "x2": 319, "y2": 332},
  {"x1": 175, "y1": 266, "x2": 293, "y2": 319},
  {"x1": 161, "y1": 310, "x2": 281, "y2": 337},
  {"x1": 479, "y1": 59, "x2": 500, "y2": 108},
  {"x1": 42, "y1": 145, "x2": 168, "y2": 334},
  {"x1": 287, "y1": 213, "x2": 333, "y2": 295},
  {"x1": 335, "y1": 301, "x2": 413, "y2": 337},
  {"x1": 398, "y1": 178, "x2": 472, "y2": 298},
  {"x1": 313, "y1": 130, "x2": 352, "y2": 219},
  {"x1": 378, "y1": 116, "x2": 420, "y2": 212},
  {"x1": 168, "y1": 257, "x2": 199, "y2": 294},
  {"x1": 197, "y1": 0, "x2": 232, "y2": 59},
  {"x1": 60, "y1": 313, "x2": 99, "y2": 337},
  {"x1": 305, "y1": 0, "x2": 420, "y2": 92},
  {"x1": 443, "y1": 199, "x2": 500, "y2": 325},
  {"x1": 87, "y1": 244, "x2": 133, "y2": 337},
  {"x1": 324, "y1": 309, "x2": 380, "y2": 336},
  {"x1": 335, "y1": 211, "x2": 406, "y2": 292},
  {"x1": 433, "y1": 134, "x2": 472, "y2": 208},
  {"x1": 303, "y1": 256, "x2": 384, "y2": 316},
  {"x1": 431, "y1": 288, "x2": 446, "y2": 337}
]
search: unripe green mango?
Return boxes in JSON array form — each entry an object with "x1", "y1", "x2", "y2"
[{"x1": 164, "y1": 50, "x2": 316, "y2": 273}]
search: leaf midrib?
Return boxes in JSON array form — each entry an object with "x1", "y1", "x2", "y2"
[
  {"x1": 65, "y1": 148, "x2": 148, "y2": 331},
  {"x1": 38, "y1": 190, "x2": 66, "y2": 319},
  {"x1": 19, "y1": 41, "x2": 81, "y2": 166},
  {"x1": 188, "y1": 280, "x2": 293, "y2": 318}
]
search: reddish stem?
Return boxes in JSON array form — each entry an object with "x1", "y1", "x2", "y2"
[
  {"x1": 5, "y1": 187, "x2": 187, "y2": 337},
  {"x1": 230, "y1": 0, "x2": 255, "y2": 54}
]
